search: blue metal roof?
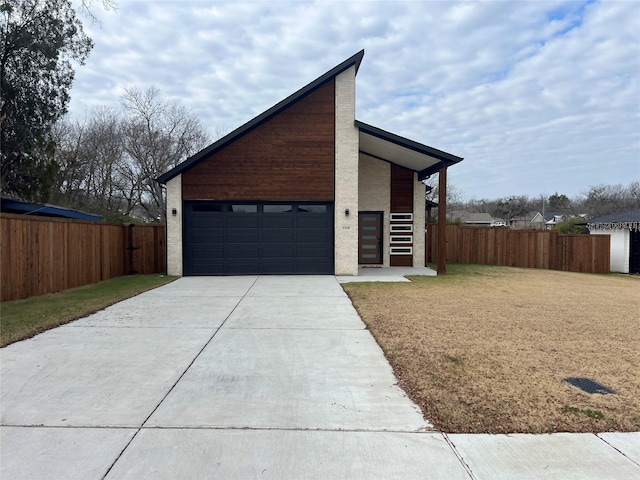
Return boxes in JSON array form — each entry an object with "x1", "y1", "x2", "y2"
[{"x1": 1, "y1": 199, "x2": 102, "y2": 222}]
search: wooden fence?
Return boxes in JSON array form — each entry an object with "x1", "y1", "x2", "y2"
[
  {"x1": 426, "y1": 224, "x2": 610, "y2": 274},
  {"x1": 1, "y1": 213, "x2": 166, "y2": 302}
]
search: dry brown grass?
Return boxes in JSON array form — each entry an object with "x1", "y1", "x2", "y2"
[{"x1": 343, "y1": 265, "x2": 640, "y2": 433}]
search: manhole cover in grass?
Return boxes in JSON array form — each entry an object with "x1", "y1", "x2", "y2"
[{"x1": 564, "y1": 377, "x2": 615, "y2": 394}]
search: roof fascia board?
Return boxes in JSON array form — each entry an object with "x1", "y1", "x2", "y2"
[{"x1": 158, "y1": 50, "x2": 365, "y2": 184}]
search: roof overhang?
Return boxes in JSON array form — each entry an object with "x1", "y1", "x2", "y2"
[{"x1": 356, "y1": 121, "x2": 463, "y2": 181}]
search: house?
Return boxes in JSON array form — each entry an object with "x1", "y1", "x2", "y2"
[
  {"x1": 157, "y1": 51, "x2": 463, "y2": 276},
  {"x1": 587, "y1": 209, "x2": 640, "y2": 274},
  {"x1": 543, "y1": 213, "x2": 565, "y2": 230},
  {"x1": 510, "y1": 211, "x2": 545, "y2": 230},
  {"x1": 448, "y1": 211, "x2": 495, "y2": 227}
]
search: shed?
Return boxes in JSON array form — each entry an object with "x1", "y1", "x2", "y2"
[
  {"x1": 587, "y1": 209, "x2": 640, "y2": 274},
  {"x1": 157, "y1": 51, "x2": 463, "y2": 276}
]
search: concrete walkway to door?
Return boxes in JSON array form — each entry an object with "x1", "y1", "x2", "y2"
[{"x1": 1, "y1": 276, "x2": 638, "y2": 479}]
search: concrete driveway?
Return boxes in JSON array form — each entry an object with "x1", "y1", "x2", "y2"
[{"x1": 1, "y1": 276, "x2": 638, "y2": 479}]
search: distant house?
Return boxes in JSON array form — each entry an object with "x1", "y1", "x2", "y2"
[
  {"x1": 510, "y1": 211, "x2": 545, "y2": 230},
  {"x1": 587, "y1": 209, "x2": 640, "y2": 274},
  {"x1": 544, "y1": 213, "x2": 565, "y2": 230},
  {"x1": 448, "y1": 211, "x2": 495, "y2": 227},
  {"x1": 0, "y1": 197, "x2": 102, "y2": 222}
]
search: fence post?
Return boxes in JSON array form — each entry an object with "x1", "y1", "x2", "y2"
[
  {"x1": 125, "y1": 223, "x2": 139, "y2": 274},
  {"x1": 548, "y1": 230, "x2": 558, "y2": 270}
]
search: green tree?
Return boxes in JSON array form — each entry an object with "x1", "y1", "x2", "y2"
[
  {"x1": 1, "y1": 0, "x2": 93, "y2": 201},
  {"x1": 554, "y1": 217, "x2": 588, "y2": 234}
]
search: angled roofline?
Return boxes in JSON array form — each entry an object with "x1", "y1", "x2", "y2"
[
  {"x1": 355, "y1": 120, "x2": 464, "y2": 179},
  {"x1": 157, "y1": 50, "x2": 365, "y2": 184}
]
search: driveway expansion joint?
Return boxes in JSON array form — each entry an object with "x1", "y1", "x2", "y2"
[{"x1": 100, "y1": 276, "x2": 260, "y2": 479}]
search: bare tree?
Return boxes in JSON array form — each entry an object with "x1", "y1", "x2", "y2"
[
  {"x1": 120, "y1": 86, "x2": 210, "y2": 221},
  {"x1": 49, "y1": 117, "x2": 88, "y2": 206},
  {"x1": 82, "y1": 107, "x2": 127, "y2": 213},
  {"x1": 494, "y1": 195, "x2": 533, "y2": 222},
  {"x1": 575, "y1": 182, "x2": 640, "y2": 218},
  {"x1": 78, "y1": 0, "x2": 117, "y2": 24},
  {"x1": 424, "y1": 178, "x2": 465, "y2": 209}
]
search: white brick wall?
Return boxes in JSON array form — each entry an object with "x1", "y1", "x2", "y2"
[
  {"x1": 166, "y1": 174, "x2": 183, "y2": 276},
  {"x1": 413, "y1": 174, "x2": 426, "y2": 267},
  {"x1": 334, "y1": 66, "x2": 359, "y2": 276},
  {"x1": 358, "y1": 155, "x2": 391, "y2": 267}
]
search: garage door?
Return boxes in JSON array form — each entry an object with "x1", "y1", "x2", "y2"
[{"x1": 183, "y1": 202, "x2": 334, "y2": 275}]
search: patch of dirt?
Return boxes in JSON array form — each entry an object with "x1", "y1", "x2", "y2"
[{"x1": 343, "y1": 265, "x2": 640, "y2": 433}]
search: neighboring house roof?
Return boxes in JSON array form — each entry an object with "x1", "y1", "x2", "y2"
[
  {"x1": 511, "y1": 211, "x2": 544, "y2": 222},
  {"x1": 1, "y1": 197, "x2": 102, "y2": 221},
  {"x1": 447, "y1": 211, "x2": 494, "y2": 225},
  {"x1": 543, "y1": 213, "x2": 564, "y2": 222},
  {"x1": 587, "y1": 209, "x2": 640, "y2": 231},
  {"x1": 462, "y1": 212, "x2": 493, "y2": 224},
  {"x1": 157, "y1": 50, "x2": 462, "y2": 185}
]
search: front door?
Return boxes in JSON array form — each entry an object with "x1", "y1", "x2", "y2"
[
  {"x1": 358, "y1": 212, "x2": 383, "y2": 264},
  {"x1": 630, "y1": 230, "x2": 640, "y2": 274}
]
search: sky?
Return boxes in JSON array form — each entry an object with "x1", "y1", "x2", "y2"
[{"x1": 68, "y1": 0, "x2": 640, "y2": 201}]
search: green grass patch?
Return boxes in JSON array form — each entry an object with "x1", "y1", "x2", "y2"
[
  {"x1": 1, "y1": 274, "x2": 176, "y2": 347},
  {"x1": 562, "y1": 406, "x2": 605, "y2": 419},
  {"x1": 408, "y1": 263, "x2": 512, "y2": 285}
]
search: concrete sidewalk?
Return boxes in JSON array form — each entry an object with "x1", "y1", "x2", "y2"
[
  {"x1": 337, "y1": 265, "x2": 437, "y2": 282},
  {"x1": 1, "y1": 276, "x2": 638, "y2": 479}
]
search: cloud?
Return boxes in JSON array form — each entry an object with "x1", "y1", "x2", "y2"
[{"x1": 68, "y1": 0, "x2": 640, "y2": 199}]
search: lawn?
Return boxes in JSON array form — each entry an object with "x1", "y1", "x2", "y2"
[
  {"x1": 343, "y1": 264, "x2": 640, "y2": 434},
  {"x1": 0, "y1": 274, "x2": 176, "y2": 347}
]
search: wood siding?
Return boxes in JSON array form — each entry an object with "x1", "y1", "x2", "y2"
[
  {"x1": 390, "y1": 164, "x2": 414, "y2": 266},
  {"x1": 182, "y1": 80, "x2": 336, "y2": 201},
  {"x1": 390, "y1": 164, "x2": 414, "y2": 212},
  {"x1": 1, "y1": 214, "x2": 166, "y2": 302},
  {"x1": 426, "y1": 224, "x2": 611, "y2": 274}
]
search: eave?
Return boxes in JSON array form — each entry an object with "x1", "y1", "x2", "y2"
[{"x1": 356, "y1": 121, "x2": 463, "y2": 180}]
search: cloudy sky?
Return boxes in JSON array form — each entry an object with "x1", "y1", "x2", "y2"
[{"x1": 68, "y1": 0, "x2": 640, "y2": 201}]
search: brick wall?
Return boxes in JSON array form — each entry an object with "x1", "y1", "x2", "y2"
[
  {"x1": 334, "y1": 66, "x2": 359, "y2": 276},
  {"x1": 358, "y1": 154, "x2": 391, "y2": 267},
  {"x1": 166, "y1": 174, "x2": 183, "y2": 276}
]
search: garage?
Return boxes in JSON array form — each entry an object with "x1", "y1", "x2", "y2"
[{"x1": 183, "y1": 201, "x2": 334, "y2": 275}]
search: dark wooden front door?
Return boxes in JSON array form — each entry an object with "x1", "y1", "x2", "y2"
[
  {"x1": 358, "y1": 212, "x2": 383, "y2": 264},
  {"x1": 630, "y1": 230, "x2": 640, "y2": 274}
]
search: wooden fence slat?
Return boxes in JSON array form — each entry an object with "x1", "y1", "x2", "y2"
[
  {"x1": 426, "y1": 224, "x2": 610, "y2": 275},
  {"x1": 1, "y1": 214, "x2": 166, "y2": 302}
]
